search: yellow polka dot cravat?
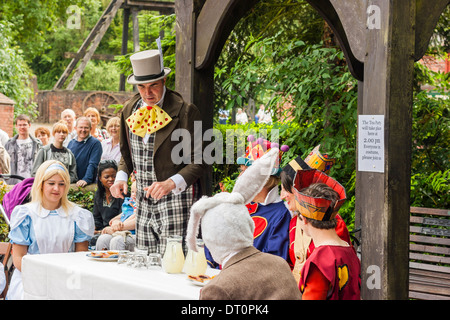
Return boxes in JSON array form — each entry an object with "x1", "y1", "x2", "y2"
[{"x1": 126, "y1": 104, "x2": 172, "y2": 137}]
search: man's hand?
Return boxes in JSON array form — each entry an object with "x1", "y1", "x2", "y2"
[
  {"x1": 144, "y1": 179, "x2": 176, "y2": 200},
  {"x1": 110, "y1": 180, "x2": 128, "y2": 199},
  {"x1": 76, "y1": 180, "x2": 88, "y2": 188}
]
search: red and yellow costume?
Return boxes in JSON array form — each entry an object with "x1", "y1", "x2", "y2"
[
  {"x1": 288, "y1": 213, "x2": 352, "y2": 281},
  {"x1": 299, "y1": 245, "x2": 361, "y2": 300},
  {"x1": 292, "y1": 168, "x2": 361, "y2": 300}
]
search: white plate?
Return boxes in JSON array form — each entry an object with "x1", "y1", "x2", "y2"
[
  {"x1": 187, "y1": 275, "x2": 214, "y2": 287},
  {"x1": 86, "y1": 251, "x2": 120, "y2": 262}
]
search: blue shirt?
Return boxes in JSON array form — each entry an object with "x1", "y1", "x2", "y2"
[{"x1": 68, "y1": 136, "x2": 102, "y2": 184}]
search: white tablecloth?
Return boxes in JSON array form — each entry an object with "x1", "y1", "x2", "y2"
[{"x1": 21, "y1": 252, "x2": 219, "y2": 300}]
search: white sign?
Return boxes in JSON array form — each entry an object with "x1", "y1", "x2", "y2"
[{"x1": 358, "y1": 115, "x2": 384, "y2": 173}]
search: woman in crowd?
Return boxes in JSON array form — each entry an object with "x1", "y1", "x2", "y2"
[
  {"x1": 34, "y1": 127, "x2": 51, "y2": 146},
  {"x1": 32, "y1": 121, "x2": 78, "y2": 183},
  {"x1": 100, "y1": 117, "x2": 121, "y2": 164},
  {"x1": 7, "y1": 160, "x2": 95, "y2": 299},
  {"x1": 96, "y1": 181, "x2": 136, "y2": 251},
  {"x1": 90, "y1": 160, "x2": 124, "y2": 247},
  {"x1": 84, "y1": 107, "x2": 108, "y2": 141}
]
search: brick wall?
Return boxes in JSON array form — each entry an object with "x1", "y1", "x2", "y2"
[
  {"x1": 419, "y1": 54, "x2": 450, "y2": 73},
  {"x1": 36, "y1": 90, "x2": 135, "y2": 125},
  {"x1": 0, "y1": 93, "x2": 15, "y2": 137}
]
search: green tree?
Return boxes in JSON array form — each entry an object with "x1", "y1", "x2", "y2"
[{"x1": 0, "y1": 21, "x2": 38, "y2": 119}]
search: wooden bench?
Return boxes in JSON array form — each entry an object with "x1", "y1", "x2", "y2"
[{"x1": 409, "y1": 207, "x2": 450, "y2": 300}]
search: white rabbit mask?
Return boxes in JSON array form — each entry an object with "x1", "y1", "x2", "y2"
[{"x1": 186, "y1": 148, "x2": 279, "y2": 265}]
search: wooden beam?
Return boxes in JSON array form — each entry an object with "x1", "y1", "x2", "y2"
[
  {"x1": 66, "y1": 0, "x2": 124, "y2": 90},
  {"x1": 64, "y1": 52, "x2": 116, "y2": 61},
  {"x1": 132, "y1": 8, "x2": 140, "y2": 52},
  {"x1": 54, "y1": 0, "x2": 124, "y2": 90},
  {"x1": 414, "y1": 0, "x2": 450, "y2": 61},
  {"x1": 356, "y1": 0, "x2": 415, "y2": 300},
  {"x1": 124, "y1": 0, "x2": 174, "y2": 12},
  {"x1": 305, "y1": 0, "x2": 364, "y2": 81},
  {"x1": 175, "y1": 0, "x2": 212, "y2": 195},
  {"x1": 195, "y1": 0, "x2": 259, "y2": 70},
  {"x1": 119, "y1": 7, "x2": 130, "y2": 91}
]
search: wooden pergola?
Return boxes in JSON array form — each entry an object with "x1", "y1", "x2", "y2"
[{"x1": 173, "y1": 0, "x2": 450, "y2": 300}]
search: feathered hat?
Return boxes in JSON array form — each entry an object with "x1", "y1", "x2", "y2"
[
  {"x1": 292, "y1": 169, "x2": 346, "y2": 222},
  {"x1": 186, "y1": 148, "x2": 280, "y2": 264},
  {"x1": 236, "y1": 135, "x2": 289, "y2": 176}
]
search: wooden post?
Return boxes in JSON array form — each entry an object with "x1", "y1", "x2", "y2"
[
  {"x1": 356, "y1": 0, "x2": 415, "y2": 300},
  {"x1": 175, "y1": 0, "x2": 213, "y2": 195},
  {"x1": 119, "y1": 7, "x2": 130, "y2": 91},
  {"x1": 132, "y1": 8, "x2": 140, "y2": 52}
]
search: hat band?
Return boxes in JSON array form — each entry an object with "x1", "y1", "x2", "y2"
[{"x1": 134, "y1": 70, "x2": 165, "y2": 82}]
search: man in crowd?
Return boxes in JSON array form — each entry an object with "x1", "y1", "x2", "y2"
[
  {"x1": 4, "y1": 114, "x2": 42, "y2": 184},
  {"x1": 61, "y1": 108, "x2": 77, "y2": 147},
  {"x1": 110, "y1": 49, "x2": 206, "y2": 255},
  {"x1": 68, "y1": 117, "x2": 102, "y2": 188}
]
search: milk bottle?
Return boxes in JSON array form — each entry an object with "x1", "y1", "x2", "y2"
[{"x1": 162, "y1": 235, "x2": 185, "y2": 273}]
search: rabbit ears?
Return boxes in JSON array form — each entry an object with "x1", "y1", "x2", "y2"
[
  {"x1": 232, "y1": 147, "x2": 280, "y2": 203},
  {"x1": 186, "y1": 148, "x2": 279, "y2": 251}
]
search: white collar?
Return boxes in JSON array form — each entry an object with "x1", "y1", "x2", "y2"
[
  {"x1": 259, "y1": 186, "x2": 281, "y2": 206},
  {"x1": 28, "y1": 202, "x2": 69, "y2": 218},
  {"x1": 221, "y1": 250, "x2": 240, "y2": 268}
]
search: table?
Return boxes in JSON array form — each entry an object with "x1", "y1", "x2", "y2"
[{"x1": 21, "y1": 252, "x2": 219, "y2": 300}]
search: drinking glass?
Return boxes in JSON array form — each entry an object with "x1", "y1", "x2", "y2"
[
  {"x1": 117, "y1": 251, "x2": 130, "y2": 264},
  {"x1": 147, "y1": 253, "x2": 162, "y2": 270},
  {"x1": 133, "y1": 252, "x2": 148, "y2": 268}
]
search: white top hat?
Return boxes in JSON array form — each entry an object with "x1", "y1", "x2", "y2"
[
  {"x1": 186, "y1": 148, "x2": 280, "y2": 265},
  {"x1": 127, "y1": 50, "x2": 171, "y2": 85}
]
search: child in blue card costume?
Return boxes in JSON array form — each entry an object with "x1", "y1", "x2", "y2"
[{"x1": 205, "y1": 136, "x2": 291, "y2": 268}]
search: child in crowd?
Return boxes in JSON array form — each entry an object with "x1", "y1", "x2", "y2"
[
  {"x1": 90, "y1": 160, "x2": 124, "y2": 248},
  {"x1": 292, "y1": 169, "x2": 361, "y2": 300},
  {"x1": 96, "y1": 181, "x2": 137, "y2": 251},
  {"x1": 32, "y1": 121, "x2": 78, "y2": 183}
]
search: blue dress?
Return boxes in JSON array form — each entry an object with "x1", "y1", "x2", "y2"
[{"x1": 7, "y1": 202, "x2": 95, "y2": 299}]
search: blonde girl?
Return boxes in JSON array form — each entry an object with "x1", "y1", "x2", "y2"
[{"x1": 7, "y1": 160, "x2": 94, "y2": 299}]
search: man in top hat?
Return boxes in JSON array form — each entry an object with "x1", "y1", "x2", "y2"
[{"x1": 110, "y1": 49, "x2": 205, "y2": 254}]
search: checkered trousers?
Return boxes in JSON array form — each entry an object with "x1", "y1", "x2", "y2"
[{"x1": 129, "y1": 100, "x2": 198, "y2": 255}]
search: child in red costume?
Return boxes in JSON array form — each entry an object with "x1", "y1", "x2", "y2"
[
  {"x1": 293, "y1": 169, "x2": 361, "y2": 300},
  {"x1": 280, "y1": 145, "x2": 352, "y2": 285}
]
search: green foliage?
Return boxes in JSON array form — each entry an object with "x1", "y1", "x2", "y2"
[
  {"x1": 74, "y1": 60, "x2": 123, "y2": 91},
  {"x1": 115, "y1": 13, "x2": 176, "y2": 89},
  {"x1": 0, "y1": 21, "x2": 38, "y2": 120},
  {"x1": 67, "y1": 188, "x2": 95, "y2": 212},
  {"x1": 0, "y1": 0, "x2": 75, "y2": 62},
  {"x1": 411, "y1": 170, "x2": 450, "y2": 209}
]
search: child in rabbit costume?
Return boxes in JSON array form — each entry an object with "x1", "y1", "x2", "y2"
[{"x1": 186, "y1": 149, "x2": 301, "y2": 300}]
